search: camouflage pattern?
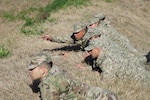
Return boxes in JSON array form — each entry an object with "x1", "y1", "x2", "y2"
[
  {"x1": 73, "y1": 22, "x2": 87, "y2": 33},
  {"x1": 51, "y1": 12, "x2": 135, "y2": 53},
  {"x1": 79, "y1": 16, "x2": 110, "y2": 49},
  {"x1": 76, "y1": 19, "x2": 110, "y2": 49},
  {"x1": 94, "y1": 13, "x2": 106, "y2": 20},
  {"x1": 51, "y1": 25, "x2": 99, "y2": 46},
  {"x1": 51, "y1": 22, "x2": 87, "y2": 44},
  {"x1": 51, "y1": 34, "x2": 74, "y2": 44},
  {"x1": 85, "y1": 15, "x2": 150, "y2": 83},
  {"x1": 39, "y1": 65, "x2": 118, "y2": 100},
  {"x1": 50, "y1": 14, "x2": 110, "y2": 51},
  {"x1": 51, "y1": 16, "x2": 109, "y2": 48},
  {"x1": 28, "y1": 51, "x2": 52, "y2": 70},
  {"x1": 95, "y1": 22, "x2": 138, "y2": 55},
  {"x1": 88, "y1": 13, "x2": 106, "y2": 25},
  {"x1": 85, "y1": 36, "x2": 150, "y2": 84},
  {"x1": 82, "y1": 12, "x2": 138, "y2": 55},
  {"x1": 88, "y1": 18, "x2": 100, "y2": 25}
]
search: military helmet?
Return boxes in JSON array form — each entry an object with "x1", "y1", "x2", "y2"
[
  {"x1": 88, "y1": 18, "x2": 100, "y2": 25},
  {"x1": 84, "y1": 36, "x2": 107, "y2": 51},
  {"x1": 88, "y1": 13, "x2": 106, "y2": 25},
  {"x1": 94, "y1": 13, "x2": 106, "y2": 20},
  {"x1": 73, "y1": 22, "x2": 87, "y2": 33},
  {"x1": 84, "y1": 39, "x2": 99, "y2": 51},
  {"x1": 28, "y1": 51, "x2": 52, "y2": 70}
]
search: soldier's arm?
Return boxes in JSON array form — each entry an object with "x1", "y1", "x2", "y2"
[
  {"x1": 40, "y1": 78, "x2": 60, "y2": 100},
  {"x1": 51, "y1": 34, "x2": 74, "y2": 44},
  {"x1": 96, "y1": 49, "x2": 106, "y2": 64}
]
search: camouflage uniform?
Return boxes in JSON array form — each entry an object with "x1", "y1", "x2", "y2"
[
  {"x1": 88, "y1": 13, "x2": 108, "y2": 28},
  {"x1": 49, "y1": 22, "x2": 101, "y2": 51},
  {"x1": 84, "y1": 36, "x2": 150, "y2": 83},
  {"x1": 79, "y1": 13, "x2": 110, "y2": 49},
  {"x1": 50, "y1": 22, "x2": 87, "y2": 44},
  {"x1": 39, "y1": 66, "x2": 117, "y2": 100},
  {"x1": 85, "y1": 13, "x2": 138, "y2": 55},
  {"x1": 51, "y1": 34, "x2": 73, "y2": 44},
  {"x1": 84, "y1": 13, "x2": 146, "y2": 65},
  {"x1": 50, "y1": 13, "x2": 109, "y2": 50},
  {"x1": 96, "y1": 21, "x2": 138, "y2": 55},
  {"x1": 29, "y1": 52, "x2": 118, "y2": 100}
]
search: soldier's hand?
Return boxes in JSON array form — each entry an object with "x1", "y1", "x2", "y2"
[
  {"x1": 75, "y1": 64, "x2": 85, "y2": 69},
  {"x1": 83, "y1": 51, "x2": 90, "y2": 60},
  {"x1": 41, "y1": 35, "x2": 52, "y2": 41}
]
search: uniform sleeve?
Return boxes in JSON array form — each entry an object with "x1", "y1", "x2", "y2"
[
  {"x1": 40, "y1": 78, "x2": 60, "y2": 100},
  {"x1": 96, "y1": 49, "x2": 106, "y2": 67},
  {"x1": 51, "y1": 34, "x2": 74, "y2": 44}
]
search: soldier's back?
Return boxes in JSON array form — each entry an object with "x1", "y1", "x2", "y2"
[
  {"x1": 40, "y1": 66, "x2": 118, "y2": 100},
  {"x1": 93, "y1": 36, "x2": 150, "y2": 83}
]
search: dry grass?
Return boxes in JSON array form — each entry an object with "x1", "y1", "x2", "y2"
[{"x1": 0, "y1": 0, "x2": 150, "y2": 100}]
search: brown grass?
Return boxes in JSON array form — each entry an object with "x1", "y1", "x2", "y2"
[{"x1": 0, "y1": 0, "x2": 150, "y2": 100}]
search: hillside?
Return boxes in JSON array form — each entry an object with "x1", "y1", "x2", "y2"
[{"x1": 0, "y1": 0, "x2": 150, "y2": 100}]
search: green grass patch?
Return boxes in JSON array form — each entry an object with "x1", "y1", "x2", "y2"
[
  {"x1": 45, "y1": 0, "x2": 90, "y2": 13},
  {"x1": 0, "y1": 7, "x2": 37, "y2": 21},
  {"x1": 105, "y1": 0, "x2": 113, "y2": 2},
  {"x1": 105, "y1": 0, "x2": 119, "y2": 2},
  {"x1": 1, "y1": 11, "x2": 16, "y2": 21},
  {"x1": 0, "y1": 46, "x2": 10, "y2": 58},
  {"x1": 0, "y1": 0, "x2": 90, "y2": 35},
  {"x1": 1, "y1": 0, "x2": 90, "y2": 22},
  {"x1": 20, "y1": 17, "x2": 57, "y2": 36}
]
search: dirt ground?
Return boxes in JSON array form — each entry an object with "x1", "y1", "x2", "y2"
[{"x1": 0, "y1": 0, "x2": 150, "y2": 100}]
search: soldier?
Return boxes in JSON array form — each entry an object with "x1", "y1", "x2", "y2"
[
  {"x1": 79, "y1": 13, "x2": 107, "y2": 49},
  {"x1": 41, "y1": 13, "x2": 107, "y2": 50},
  {"x1": 28, "y1": 52, "x2": 118, "y2": 100},
  {"x1": 41, "y1": 22, "x2": 87, "y2": 44},
  {"x1": 84, "y1": 36, "x2": 150, "y2": 83},
  {"x1": 84, "y1": 13, "x2": 138, "y2": 55},
  {"x1": 88, "y1": 13, "x2": 106, "y2": 29}
]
